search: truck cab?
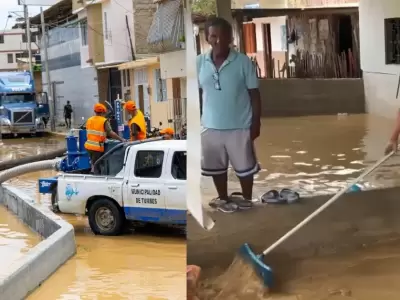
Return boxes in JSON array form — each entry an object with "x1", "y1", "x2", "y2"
[
  {"x1": 0, "y1": 71, "x2": 49, "y2": 135},
  {"x1": 54, "y1": 140, "x2": 186, "y2": 235}
]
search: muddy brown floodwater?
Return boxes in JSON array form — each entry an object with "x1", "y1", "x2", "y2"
[
  {"x1": 200, "y1": 114, "x2": 400, "y2": 299},
  {"x1": 0, "y1": 135, "x2": 186, "y2": 300},
  {"x1": 0, "y1": 205, "x2": 41, "y2": 268}
]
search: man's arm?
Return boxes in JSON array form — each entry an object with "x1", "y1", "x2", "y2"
[
  {"x1": 130, "y1": 123, "x2": 141, "y2": 140},
  {"x1": 197, "y1": 55, "x2": 203, "y2": 117},
  {"x1": 390, "y1": 109, "x2": 400, "y2": 142},
  {"x1": 104, "y1": 120, "x2": 124, "y2": 142},
  {"x1": 244, "y1": 57, "x2": 261, "y2": 139},
  {"x1": 199, "y1": 88, "x2": 203, "y2": 117}
]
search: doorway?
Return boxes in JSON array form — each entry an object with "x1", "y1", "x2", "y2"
[
  {"x1": 338, "y1": 15, "x2": 353, "y2": 54},
  {"x1": 262, "y1": 23, "x2": 272, "y2": 78},
  {"x1": 137, "y1": 85, "x2": 145, "y2": 111}
]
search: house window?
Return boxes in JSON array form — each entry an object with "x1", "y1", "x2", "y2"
[
  {"x1": 122, "y1": 70, "x2": 127, "y2": 87},
  {"x1": 7, "y1": 54, "x2": 13, "y2": 64},
  {"x1": 126, "y1": 70, "x2": 130, "y2": 86},
  {"x1": 16, "y1": 52, "x2": 28, "y2": 59},
  {"x1": 0, "y1": 35, "x2": 4, "y2": 44},
  {"x1": 80, "y1": 19, "x2": 88, "y2": 46},
  {"x1": 385, "y1": 18, "x2": 400, "y2": 64},
  {"x1": 22, "y1": 33, "x2": 27, "y2": 43},
  {"x1": 104, "y1": 12, "x2": 109, "y2": 40},
  {"x1": 154, "y1": 68, "x2": 167, "y2": 102}
]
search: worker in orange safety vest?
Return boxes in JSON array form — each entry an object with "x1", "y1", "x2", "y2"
[
  {"x1": 124, "y1": 100, "x2": 147, "y2": 141},
  {"x1": 85, "y1": 103, "x2": 125, "y2": 173}
]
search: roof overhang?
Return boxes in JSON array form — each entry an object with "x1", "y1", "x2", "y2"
[{"x1": 118, "y1": 57, "x2": 160, "y2": 70}]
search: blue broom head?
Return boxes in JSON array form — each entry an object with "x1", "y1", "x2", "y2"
[{"x1": 239, "y1": 243, "x2": 274, "y2": 287}]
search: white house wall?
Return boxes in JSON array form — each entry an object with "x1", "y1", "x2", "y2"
[
  {"x1": 359, "y1": 0, "x2": 400, "y2": 119},
  {"x1": 0, "y1": 28, "x2": 39, "y2": 71},
  {"x1": 43, "y1": 25, "x2": 98, "y2": 126},
  {"x1": 160, "y1": 50, "x2": 186, "y2": 79},
  {"x1": 102, "y1": 0, "x2": 134, "y2": 63}
]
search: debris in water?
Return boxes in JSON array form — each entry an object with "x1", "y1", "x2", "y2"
[{"x1": 199, "y1": 256, "x2": 269, "y2": 300}]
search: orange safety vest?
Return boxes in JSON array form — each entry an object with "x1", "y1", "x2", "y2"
[
  {"x1": 84, "y1": 116, "x2": 107, "y2": 152},
  {"x1": 128, "y1": 110, "x2": 147, "y2": 141}
]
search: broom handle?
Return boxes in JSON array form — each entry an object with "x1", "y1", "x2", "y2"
[{"x1": 262, "y1": 151, "x2": 395, "y2": 256}]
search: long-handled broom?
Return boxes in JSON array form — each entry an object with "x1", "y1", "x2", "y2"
[{"x1": 235, "y1": 151, "x2": 395, "y2": 293}]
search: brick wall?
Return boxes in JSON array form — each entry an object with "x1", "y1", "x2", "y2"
[
  {"x1": 259, "y1": 78, "x2": 365, "y2": 117},
  {"x1": 134, "y1": 0, "x2": 157, "y2": 55}
]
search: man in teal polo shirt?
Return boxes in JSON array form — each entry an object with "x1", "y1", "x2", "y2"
[{"x1": 197, "y1": 17, "x2": 262, "y2": 213}]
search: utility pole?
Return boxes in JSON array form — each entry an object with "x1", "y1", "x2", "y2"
[
  {"x1": 24, "y1": 4, "x2": 33, "y2": 74},
  {"x1": 40, "y1": 7, "x2": 55, "y2": 131}
]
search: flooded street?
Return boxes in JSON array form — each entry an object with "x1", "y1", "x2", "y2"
[
  {"x1": 215, "y1": 114, "x2": 400, "y2": 197},
  {"x1": 2, "y1": 113, "x2": 400, "y2": 299},
  {"x1": 198, "y1": 113, "x2": 400, "y2": 299},
  {"x1": 0, "y1": 135, "x2": 186, "y2": 300},
  {"x1": 0, "y1": 205, "x2": 40, "y2": 268}
]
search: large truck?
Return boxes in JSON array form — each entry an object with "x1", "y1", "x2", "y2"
[{"x1": 0, "y1": 71, "x2": 49, "y2": 136}]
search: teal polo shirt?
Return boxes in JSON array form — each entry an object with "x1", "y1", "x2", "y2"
[{"x1": 197, "y1": 49, "x2": 259, "y2": 130}]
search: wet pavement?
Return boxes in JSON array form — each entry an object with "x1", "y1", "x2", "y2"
[
  {"x1": 197, "y1": 114, "x2": 400, "y2": 299},
  {"x1": 0, "y1": 135, "x2": 186, "y2": 300}
]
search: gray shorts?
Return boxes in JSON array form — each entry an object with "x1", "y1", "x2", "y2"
[{"x1": 201, "y1": 128, "x2": 260, "y2": 178}]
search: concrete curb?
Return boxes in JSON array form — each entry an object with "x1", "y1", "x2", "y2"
[{"x1": 0, "y1": 185, "x2": 76, "y2": 300}]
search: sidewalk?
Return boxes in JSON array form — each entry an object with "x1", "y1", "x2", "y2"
[{"x1": 45, "y1": 126, "x2": 70, "y2": 137}]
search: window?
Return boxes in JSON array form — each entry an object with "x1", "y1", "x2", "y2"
[
  {"x1": 0, "y1": 35, "x2": 4, "y2": 44},
  {"x1": 122, "y1": 70, "x2": 127, "y2": 87},
  {"x1": 134, "y1": 151, "x2": 164, "y2": 178},
  {"x1": 22, "y1": 33, "x2": 27, "y2": 43},
  {"x1": 104, "y1": 12, "x2": 109, "y2": 40},
  {"x1": 16, "y1": 52, "x2": 28, "y2": 59},
  {"x1": 80, "y1": 19, "x2": 88, "y2": 46},
  {"x1": 7, "y1": 54, "x2": 13, "y2": 64},
  {"x1": 126, "y1": 70, "x2": 130, "y2": 86},
  {"x1": 154, "y1": 68, "x2": 167, "y2": 102},
  {"x1": 385, "y1": 18, "x2": 400, "y2": 64},
  {"x1": 171, "y1": 151, "x2": 186, "y2": 180}
]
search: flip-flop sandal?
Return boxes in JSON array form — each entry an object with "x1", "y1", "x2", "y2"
[
  {"x1": 208, "y1": 197, "x2": 229, "y2": 209},
  {"x1": 217, "y1": 202, "x2": 239, "y2": 213},
  {"x1": 280, "y1": 188, "x2": 300, "y2": 204},
  {"x1": 261, "y1": 190, "x2": 287, "y2": 204},
  {"x1": 229, "y1": 192, "x2": 254, "y2": 209}
]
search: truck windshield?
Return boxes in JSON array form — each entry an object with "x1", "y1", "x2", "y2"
[{"x1": 1, "y1": 94, "x2": 35, "y2": 104}]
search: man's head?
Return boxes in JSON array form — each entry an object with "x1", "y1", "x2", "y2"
[
  {"x1": 67, "y1": 101, "x2": 70, "y2": 105},
  {"x1": 205, "y1": 17, "x2": 233, "y2": 55},
  {"x1": 124, "y1": 100, "x2": 137, "y2": 116},
  {"x1": 160, "y1": 127, "x2": 174, "y2": 140},
  {"x1": 94, "y1": 103, "x2": 107, "y2": 116}
]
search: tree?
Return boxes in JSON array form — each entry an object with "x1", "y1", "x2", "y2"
[{"x1": 191, "y1": 0, "x2": 216, "y2": 16}]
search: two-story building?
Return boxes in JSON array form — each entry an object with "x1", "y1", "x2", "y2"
[
  {"x1": 359, "y1": 0, "x2": 400, "y2": 119},
  {"x1": 0, "y1": 28, "x2": 39, "y2": 72}
]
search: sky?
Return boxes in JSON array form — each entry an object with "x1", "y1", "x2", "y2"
[{"x1": 0, "y1": 0, "x2": 53, "y2": 31}]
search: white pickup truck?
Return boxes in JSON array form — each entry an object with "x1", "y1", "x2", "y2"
[{"x1": 53, "y1": 140, "x2": 186, "y2": 235}]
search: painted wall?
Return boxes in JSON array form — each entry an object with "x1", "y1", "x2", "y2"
[
  {"x1": 102, "y1": 0, "x2": 134, "y2": 63},
  {"x1": 0, "y1": 28, "x2": 39, "y2": 71},
  {"x1": 87, "y1": 4, "x2": 105, "y2": 64},
  {"x1": 159, "y1": 50, "x2": 186, "y2": 79},
  {"x1": 42, "y1": 24, "x2": 99, "y2": 126},
  {"x1": 359, "y1": 0, "x2": 400, "y2": 119}
]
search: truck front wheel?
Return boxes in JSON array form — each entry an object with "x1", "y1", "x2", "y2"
[{"x1": 88, "y1": 198, "x2": 124, "y2": 236}]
